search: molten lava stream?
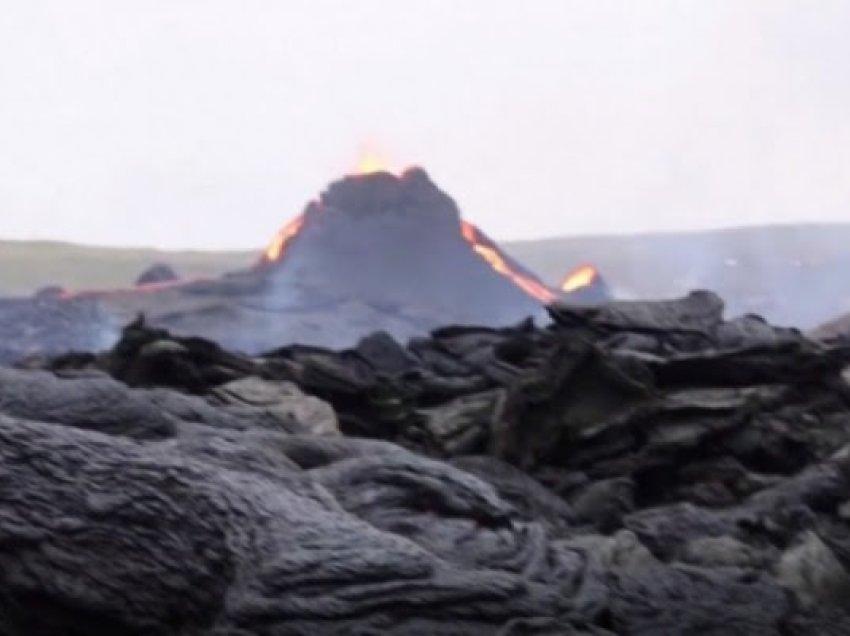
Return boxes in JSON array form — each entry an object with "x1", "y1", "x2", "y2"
[
  {"x1": 561, "y1": 264, "x2": 598, "y2": 293},
  {"x1": 350, "y1": 146, "x2": 401, "y2": 176},
  {"x1": 58, "y1": 276, "x2": 204, "y2": 300},
  {"x1": 263, "y1": 214, "x2": 306, "y2": 264},
  {"x1": 460, "y1": 221, "x2": 556, "y2": 303}
]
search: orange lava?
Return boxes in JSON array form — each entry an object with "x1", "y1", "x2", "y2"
[
  {"x1": 263, "y1": 213, "x2": 306, "y2": 263},
  {"x1": 560, "y1": 264, "x2": 598, "y2": 293},
  {"x1": 460, "y1": 221, "x2": 556, "y2": 303},
  {"x1": 58, "y1": 276, "x2": 203, "y2": 300},
  {"x1": 351, "y1": 146, "x2": 396, "y2": 176}
]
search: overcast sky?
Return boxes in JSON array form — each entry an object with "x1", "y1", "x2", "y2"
[{"x1": 1, "y1": 1, "x2": 849, "y2": 249}]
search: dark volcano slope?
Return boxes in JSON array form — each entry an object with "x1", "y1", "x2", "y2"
[
  {"x1": 4, "y1": 291, "x2": 850, "y2": 634},
  {"x1": 258, "y1": 168, "x2": 552, "y2": 325}
]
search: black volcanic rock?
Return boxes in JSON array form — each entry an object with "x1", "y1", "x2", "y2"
[
  {"x1": 33, "y1": 284, "x2": 66, "y2": 299},
  {"x1": 135, "y1": 262, "x2": 179, "y2": 286},
  {"x1": 4, "y1": 293, "x2": 850, "y2": 633}
]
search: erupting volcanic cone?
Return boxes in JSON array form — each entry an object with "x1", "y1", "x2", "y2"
[
  {"x1": 4, "y1": 165, "x2": 571, "y2": 359},
  {"x1": 258, "y1": 167, "x2": 554, "y2": 327}
]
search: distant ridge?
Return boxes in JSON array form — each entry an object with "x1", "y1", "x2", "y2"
[{"x1": 4, "y1": 222, "x2": 850, "y2": 329}]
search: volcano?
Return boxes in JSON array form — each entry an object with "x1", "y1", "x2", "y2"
[
  {"x1": 0, "y1": 167, "x2": 572, "y2": 360},
  {"x1": 254, "y1": 167, "x2": 554, "y2": 326}
]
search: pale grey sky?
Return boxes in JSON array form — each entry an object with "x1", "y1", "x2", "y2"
[{"x1": 1, "y1": 1, "x2": 849, "y2": 249}]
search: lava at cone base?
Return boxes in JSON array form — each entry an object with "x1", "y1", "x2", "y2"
[
  {"x1": 558, "y1": 263, "x2": 612, "y2": 305},
  {"x1": 561, "y1": 264, "x2": 599, "y2": 293}
]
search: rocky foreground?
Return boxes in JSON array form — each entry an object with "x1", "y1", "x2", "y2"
[{"x1": 3, "y1": 291, "x2": 850, "y2": 634}]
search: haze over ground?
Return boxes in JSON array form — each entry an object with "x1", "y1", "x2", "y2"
[{"x1": 1, "y1": 1, "x2": 849, "y2": 249}]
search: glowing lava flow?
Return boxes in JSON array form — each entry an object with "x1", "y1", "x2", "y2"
[
  {"x1": 352, "y1": 148, "x2": 396, "y2": 175},
  {"x1": 57, "y1": 276, "x2": 203, "y2": 300},
  {"x1": 460, "y1": 221, "x2": 556, "y2": 303},
  {"x1": 262, "y1": 213, "x2": 306, "y2": 264},
  {"x1": 561, "y1": 264, "x2": 598, "y2": 293},
  {"x1": 357, "y1": 153, "x2": 389, "y2": 175}
]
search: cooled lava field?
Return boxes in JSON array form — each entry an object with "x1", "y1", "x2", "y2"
[{"x1": 2, "y1": 170, "x2": 850, "y2": 635}]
